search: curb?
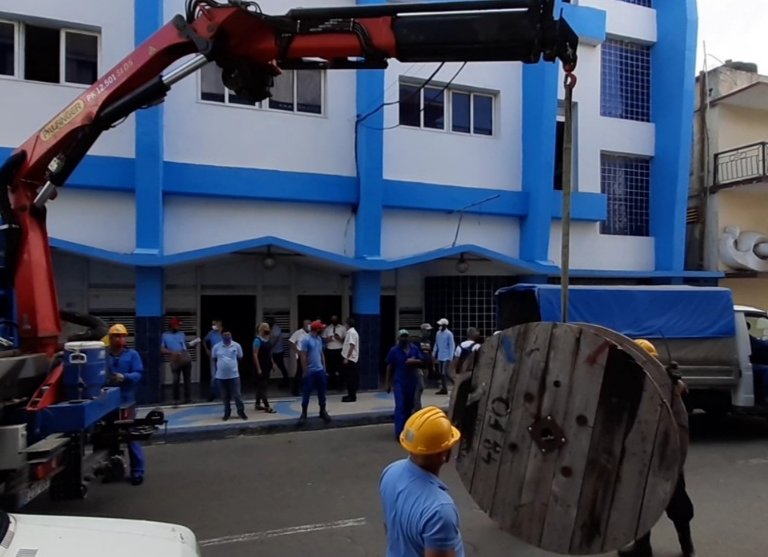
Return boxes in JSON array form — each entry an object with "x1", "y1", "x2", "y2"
[{"x1": 150, "y1": 409, "x2": 400, "y2": 444}]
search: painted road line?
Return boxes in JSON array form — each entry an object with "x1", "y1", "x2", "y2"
[{"x1": 198, "y1": 517, "x2": 368, "y2": 547}]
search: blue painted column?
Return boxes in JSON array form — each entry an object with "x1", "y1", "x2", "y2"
[
  {"x1": 651, "y1": 0, "x2": 698, "y2": 273},
  {"x1": 520, "y1": 62, "x2": 558, "y2": 268},
  {"x1": 353, "y1": 0, "x2": 385, "y2": 391},
  {"x1": 134, "y1": 0, "x2": 165, "y2": 403}
]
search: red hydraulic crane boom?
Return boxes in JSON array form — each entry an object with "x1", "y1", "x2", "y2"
[{"x1": 0, "y1": 0, "x2": 578, "y2": 357}]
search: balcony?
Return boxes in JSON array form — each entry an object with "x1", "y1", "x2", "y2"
[{"x1": 714, "y1": 142, "x2": 768, "y2": 191}]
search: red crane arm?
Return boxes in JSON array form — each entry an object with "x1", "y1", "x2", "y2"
[{"x1": 0, "y1": 0, "x2": 578, "y2": 356}]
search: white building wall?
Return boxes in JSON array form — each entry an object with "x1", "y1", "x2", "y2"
[
  {"x1": 0, "y1": 0, "x2": 136, "y2": 157},
  {"x1": 48, "y1": 189, "x2": 137, "y2": 253},
  {"x1": 549, "y1": 222, "x2": 655, "y2": 271},
  {"x1": 382, "y1": 61, "x2": 522, "y2": 190},
  {"x1": 163, "y1": 197, "x2": 356, "y2": 257},
  {"x1": 381, "y1": 210, "x2": 519, "y2": 261},
  {"x1": 161, "y1": 0, "x2": 357, "y2": 177}
]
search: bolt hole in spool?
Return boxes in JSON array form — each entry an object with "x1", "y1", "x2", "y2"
[
  {"x1": 576, "y1": 414, "x2": 588, "y2": 426},
  {"x1": 523, "y1": 392, "x2": 535, "y2": 403},
  {"x1": 554, "y1": 379, "x2": 562, "y2": 388}
]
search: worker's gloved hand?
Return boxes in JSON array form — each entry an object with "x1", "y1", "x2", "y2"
[{"x1": 111, "y1": 372, "x2": 125, "y2": 383}]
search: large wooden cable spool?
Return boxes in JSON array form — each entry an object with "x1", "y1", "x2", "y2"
[{"x1": 449, "y1": 322, "x2": 687, "y2": 555}]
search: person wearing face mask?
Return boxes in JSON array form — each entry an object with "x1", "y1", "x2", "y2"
[
  {"x1": 289, "y1": 320, "x2": 312, "y2": 396},
  {"x1": 212, "y1": 329, "x2": 247, "y2": 421},
  {"x1": 433, "y1": 318, "x2": 455, "y2": 395},
  {"x1": 161, "y1": 316, "x2": 192, "y2": 406},
  {"x1": 203, "y1": 319, "x2": 223, "y2": 402},
  {"x1": 105, "y1": 323, "x2": 145, "y2": 485},
  {"x1": 385, "y1": 330, "x2": 425, "y2": 440},
  {"x1": 379, "y1": 406, "x2": 464, "y2": 557},
  {"x1": 322, "y1": 315, "x2": 346, "y2": 391}
]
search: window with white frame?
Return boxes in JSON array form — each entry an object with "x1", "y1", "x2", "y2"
[
  {"x1": 398, "y1": 79, "x2": 495, "y2": 136},
  {"x1": 200, "y1": 64, "x2": 324, "y2": 114},
  {"x1": 0, "y1": 18, "x2": 99, "y2": 85}
]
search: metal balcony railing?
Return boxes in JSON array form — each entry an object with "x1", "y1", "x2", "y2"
[{"x1": 714, "y1": 142, "x2": 768, "y2": 188}]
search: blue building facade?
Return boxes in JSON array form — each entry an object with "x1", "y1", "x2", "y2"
[{"x1": 0, "y1": 0, "x2": 715, "y2": 403}]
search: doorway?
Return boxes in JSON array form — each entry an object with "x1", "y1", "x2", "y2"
[
  {"x1": 297, "y1": 295, "x2": 343, "y2": 326},
  {"x1": 379, "y1": 295, "x2": 397, "y2": 381},
  {"x1": 200, "y1": 295, "x2": 257, "y2": 390}
]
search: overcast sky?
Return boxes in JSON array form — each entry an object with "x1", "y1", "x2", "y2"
[{"x1": 696, "y1": 0, "x2": 767, "y2": 75}]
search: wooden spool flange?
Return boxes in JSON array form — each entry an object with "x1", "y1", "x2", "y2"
[{"x1": 449, "y1": 322, "x2": 685, "y2": 555}]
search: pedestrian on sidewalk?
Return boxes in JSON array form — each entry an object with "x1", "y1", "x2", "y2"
[
  {"x1": 253, "y1": 322, "x2": 277, "y2": 413},
  {"x1": 323, "y1": 315, "x2": 346, "y2": 391},
  {"x1": 433, "y1": 318, "x2": 455, "y2": 395},
  {"x1": 385, "y1": 330, "x2": 425, "y2": 440},
  {"x1": 203, "y1": 319, "x2": 223, "y2": 402},
  {"x1": 452, "y1": 327, "x2": 482, "y2": 377},
  {"x1": 212, "y1": 330, "x2": 248, "y2": 421},
  {"x1": 342, "y1": 317, "x2": 360, "y2": 402},
  {"x1": 267, "y1": 317, "x2": 290, "y2": 390},
  {"x1": 161, "y1": 316, "x2": 193, "y2": 406},
  {"x1": 617, "y1": 339, "x2": 696, "y2": 557},
  {"x1": 379, "y1": 406, "x2": 464, "y2": 557},
  {"x1": 289, "y1": 320, "x2": 311, "y2": 396},
  {"x1": 298, "y1": 320, "x2": 332, "y2": 426}
]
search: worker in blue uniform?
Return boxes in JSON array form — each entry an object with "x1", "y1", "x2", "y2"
[
  {"x1": 105, "y1": 323, "x2": 146, "y2": 486},
  {"x1": 385, "y1": 330, "x2": 425, "y2": 441}
]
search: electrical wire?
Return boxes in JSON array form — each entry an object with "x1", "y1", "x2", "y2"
[{"x1": 358, "y1": 62, "x2": 468, "y2": 132}]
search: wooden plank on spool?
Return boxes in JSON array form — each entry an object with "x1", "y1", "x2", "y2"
[
  {"x1": 512, "y1": 323, "x2": 581, "y2": 544},
  {"x1": 452, "y1": 333, "x2": 500, "y2": 490},
  {"x1": 489, "y1": 323, "x2": 555, "y2": 529},
  {"x1": 539, "y1": 326, "x2": 612, "y2": 554},
  {"x1": 468, "y1": 326, "x2": 530, "y2": 513}
]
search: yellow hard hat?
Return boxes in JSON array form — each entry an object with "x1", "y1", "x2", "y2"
[
  {"x1": 634, "y1": 339, "x2": 658, "y2": 358},
  {"x1": 400, "y1": 406, "x2": 461, "y2": 455},
  {"x1": 109, "y1": 323, "x2": 128, "y2": 336}
]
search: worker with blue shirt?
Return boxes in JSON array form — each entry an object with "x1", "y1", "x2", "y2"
[
  {"x1": 298, "y1": 320, "x2": 332, "y2": 426},
  {"x1": 212, "y1": 329, "x2": 248, "y2": 421},
  {"x1": 105, "y1": 323, "x2": 145, "y2": 486},
  {"x1": 433, "y1": 318, "x2": 455, "y2": 395},
  {"x1": 161, "y1": 316, "x2": 192, "y2": 406},
  {"x1": 386, "y1": 330, "x2": 425, "y2": 440},
  {"x1": 203, "y1": 319, "x2": 223, "y2": 401},
  {"x1": 379, "y1": 406, "x2": 464, "y2": 557}
]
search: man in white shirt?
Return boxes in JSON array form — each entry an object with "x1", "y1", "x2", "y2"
[
  {"x1": 322, "y1": 315, "x2": 346, "y2": 390},
  {"x1": 452, "y1": 327, "x2": 483, "y2": 376},
  {"x1": 341, "y1": 317, "x2": 360, "y2": 402},
  {"x1": 289, "y1": 320, "x2": 311, "y2": 396}
]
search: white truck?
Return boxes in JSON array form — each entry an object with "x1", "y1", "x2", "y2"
[
  {"x1": 495, "y1": 285, "x2": 768, "y2": 417},
  {"x1": 0, "y1": 510, "x2": 200, "y2": 557}
]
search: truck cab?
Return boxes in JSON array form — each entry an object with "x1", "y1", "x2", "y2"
[{"x1": 495, "y1": 284, "x2": 768, "y2": 417}]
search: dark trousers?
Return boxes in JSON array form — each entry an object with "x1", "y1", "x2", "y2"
[
  {"x1": 218, "y1": 377, "x2": 245, "y2": 418},
  {"x1": 344, "y1": 360, "x2": 359, "y2": 398},
  {"x1": 172, "y1": 362, "x2": 192, "y2": 403},
  {"x1": 393, "y1": 381, "x2": 417, "y2": 440},
  {"x1": 301, "y1": 371, "x2": 327, "y2": 411},
  {"x1": 325, "y1": 349, "x2": 343, "y2": 388},
  {"x1": 255, "y1": 370, "x2": 271, "y2": 408},
  {"x1": 272, "y1": 352, "x2": 289, "y2": 383},
  {"x1": 107, "y1": 407, "x2": 145, "y2": 479},
  {"x1": 666, "y1": 473, "x2": 694, "y2": 524},
  {"x1": 292, "y1": 358, "x2": 304, "y2": 396}
]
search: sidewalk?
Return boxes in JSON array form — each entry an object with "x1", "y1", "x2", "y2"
[{"x1": 140, "y1": 390, "x2": 451, "y2": 443}]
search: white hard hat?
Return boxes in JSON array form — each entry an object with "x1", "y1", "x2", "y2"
[{"x1": 437, "y1": 318, "x2": 449, "y2": 326}]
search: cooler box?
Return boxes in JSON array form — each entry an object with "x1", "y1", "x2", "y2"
[{"x1": 62, "y1": 341, "x2": 107, "y2": 400}]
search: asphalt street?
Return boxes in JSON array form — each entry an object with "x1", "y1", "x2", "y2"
[{"x1": 25, "y1": 414, "x2": 768, "y2": 557}]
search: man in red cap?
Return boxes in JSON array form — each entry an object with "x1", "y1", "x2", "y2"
[
  {"x1": 298, "y1": 320, "x2": 332, "y2": 426},
  {"x1": 161, "y1": 316, "x2": 192, "y2": 406}
]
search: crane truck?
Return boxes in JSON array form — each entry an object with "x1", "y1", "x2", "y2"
[{"x1": 0, "y1": 0, "x2": 578, "y2": 550}]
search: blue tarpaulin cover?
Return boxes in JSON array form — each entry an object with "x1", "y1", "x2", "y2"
[{"x1": 496, "y1": 285, "x2": 736, "y2": 339}]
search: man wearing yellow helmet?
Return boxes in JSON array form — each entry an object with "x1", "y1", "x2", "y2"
[
  {"x1": 618, "y1": 339, "x2": 695, "y2": 557},
  {"x1": 105, "y1": 323, "x2": 146, "y2": 486},
  {"x1": 379, "y1": 406, "x2": 464, "y2": 557}
]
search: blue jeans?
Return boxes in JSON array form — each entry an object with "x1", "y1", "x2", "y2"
[
  {"x1": 438, "y1": 360, "x2": 453, "y2": 390},
  {"x1": 218, "y1": 377, "x2": 245, "y2": 417},
  {"x1": 301, "y1": 370, "x2": 327, "y2": 410},
  {"x1": 394, "y1": 381, "x2": 417, "y2": 440}
]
